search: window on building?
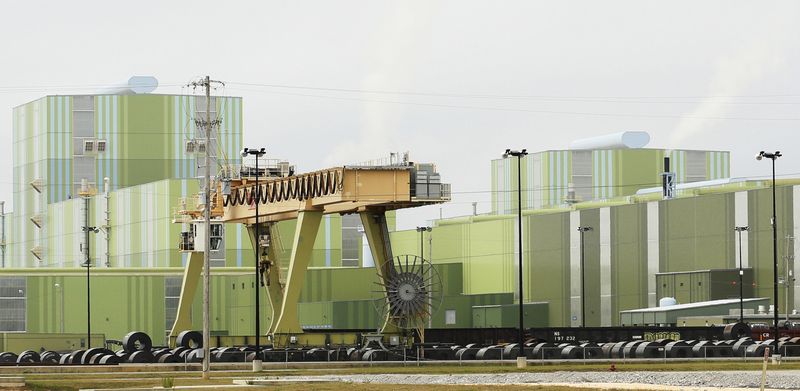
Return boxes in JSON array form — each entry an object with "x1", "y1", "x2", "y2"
[
  {"x1": 445, "y1": 309, "x2": 456, "y2": 325},
  {"x1": 0, "y1": 278, "x2": 26, "y2": 331},
  {"x1": 209, "y1": 223, "x2": 225, "y2": 267},
  {"x1": 341, "y1": 214, "x2": 361, "y2": 267}
]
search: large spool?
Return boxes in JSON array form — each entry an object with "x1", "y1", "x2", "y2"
[{"x1": 723, "y1": 322, "x2": 752, "y2": 340}]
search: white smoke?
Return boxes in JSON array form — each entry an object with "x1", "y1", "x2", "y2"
[
  {"x1": 670, "y1": 31, "x2": 788, "y2": 147},
  {"x1": 323, "y1": 5, "x2": 435, "y2": 166}
]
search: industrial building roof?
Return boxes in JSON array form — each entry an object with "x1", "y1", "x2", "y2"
[{"x1": 621, "y1": 298, "x2": 769, "y2": 313}]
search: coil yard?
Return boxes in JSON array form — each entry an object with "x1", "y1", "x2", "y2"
[{"x1": 2, "y1": 81, "x2": 800, "y2": 391}]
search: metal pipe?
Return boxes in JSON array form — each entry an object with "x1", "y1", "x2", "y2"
[
  {"x1": 104, "y1": 177, "x2": 110, "y2": 267},
  {"x1": 255, "y1": 153, "x2": 260, "y2": 362}
]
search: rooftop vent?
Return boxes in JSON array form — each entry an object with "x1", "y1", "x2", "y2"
[
  {"x1": 570, "y1": 131, "x2": 650, "y2": 150},
  {"x1": 100, "y1": 76, "x2": 158, "y2": 95}
]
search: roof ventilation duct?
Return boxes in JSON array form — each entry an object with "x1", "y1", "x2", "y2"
[
  {"x1": 570, "y1": 131, "x2": 650, "y2": 150},
  {"x1": 100, "y1": 76, "x2": 158, "y2": 95}
]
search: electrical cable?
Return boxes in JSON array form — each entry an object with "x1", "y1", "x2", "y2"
[{"x1": 222, "y1": 86, "x2": 800, "y2": 122}]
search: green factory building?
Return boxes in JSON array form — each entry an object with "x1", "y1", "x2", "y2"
[{"x1": 1, "y1": 89, "x2": 798, "y2": 347}]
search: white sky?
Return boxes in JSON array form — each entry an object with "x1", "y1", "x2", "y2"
[{"x1": 1, "y1": 0, "x2": 798, "y2": 229}]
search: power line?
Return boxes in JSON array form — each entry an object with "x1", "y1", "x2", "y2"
[
  {"x1": 1, "y1": 80, "x2": 798, "y2": 100},
  {"x1": 225, "y1": 81, "x2": 800, "y2": 101},
  {"x1": 225, "y1": 86, "x2": 800, "y2": 122}
]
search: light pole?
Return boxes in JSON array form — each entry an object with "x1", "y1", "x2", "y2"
[
  {"x1": 82, "y1": 224, "x2": 99, "y2": 348},
  {"x1": 54, "y1": 283, "x2": 64, "y2": 333},
  {"x1": 416, "y1": 226, "x2": 433, "y2": 337},
  {"x1": 415, "y1": 226, "x2": 432, "y2": 260},
  {"x1": 756, "y1": 150, "x2": 782, "y2": 342},
  {"x1": 734, "y1": 226, "x2": 749, "y2": 323},
  {"x1": 503, "y1": 148, "x2": 527, "y2": 368},
  {"x1": 241, "y1": 147, "x2": 266, "y2": 368},
  {"x1": 577, "y1": 226, "x2": 593, "y2": 327}
]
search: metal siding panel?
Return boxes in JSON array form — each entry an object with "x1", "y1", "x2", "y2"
[
  {"x1": 735, "y1": 191, "x2": 750, "y2": 268},
  {"x1": 794, "y1": 186, "x2": 800, "y2": 310},
  {"x1": 112, "y1": 96, "x2": 119, "y2": 189},
  {"x1": 555, "y1": 151, "x2": 561, "y2": 206},
  {"x1": 56, "y1": 97, "x2": 62, "y2": 202},
  {"x1": 723, "y1": 152, "x2": 730, "y2": 177},
  {"x1": 685, "y1": 151, "x2": 706, "y2": 182},
  {"x1": 593, "y1": 151, "x2": 599, "y2": 200},
  {"x1": 532, "y1": 154, "x2": 542, "y2": 209},
  {"x1": 548, "y1": 152, "x2": 555, "y2": 206},
  {"x1": 173, "y1": 96, "x2": 180, "y2": 178},
  {"x1": 236, "y1": 224, "x2": 243, "y2": 267},
  {"x1": 526, "y1": 153, "x2": 533, "y2": 209},
  {"x1": 647, "y1": 202, "x2": 659, "y2": 307},
  {"x1": 600, "y1": 207, "x2": 611, "y2": 326},
  {"x1": 608, "y1": 150, "x2": 614, "y2": 198},
  {"x1": 569, "y1": 211, "x2": 580, "y2": 326}
]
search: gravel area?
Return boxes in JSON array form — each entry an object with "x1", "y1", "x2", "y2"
[{"x1": 261, "y1": 371, "x2": 800, "y2": 389}]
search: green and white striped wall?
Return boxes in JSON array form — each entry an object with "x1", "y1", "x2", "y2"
[
  {"x1": 9, "y1": 94, "x2": 243, "y2": 267},
  {"x1": 491, "y1": 148, "x2": 731, "y2": 215}
]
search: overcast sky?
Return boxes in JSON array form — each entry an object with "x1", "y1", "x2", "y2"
[{"x1": 2, "y1": 0, "x2": 798, "y2": 229}]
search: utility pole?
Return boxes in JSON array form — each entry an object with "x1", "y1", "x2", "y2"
[{"x1": 188, "y1": 76, "x2": 223, "y2": 379}]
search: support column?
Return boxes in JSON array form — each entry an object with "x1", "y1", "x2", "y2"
[
  {"x1": 271, "y1": 210, "x2": 323, "y2": 335},
  {"x1": 246, "y1": 222, "x2": 283, "y2": 335},
  {"x1": 168, "y1": 252, "x2": 204, "y2": 343},
  {"x1": 359, "y1": 211, "x2": 398, "y2": 333}
]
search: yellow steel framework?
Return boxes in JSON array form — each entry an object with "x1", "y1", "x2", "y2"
[{"x1": 169, "y1": 165, "x2": 449, "y2": 347}]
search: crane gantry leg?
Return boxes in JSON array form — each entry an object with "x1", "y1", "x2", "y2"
[
  {"x1": 270, "y1": 210, "x2": 323, "y2": 341},
  {"x1": 244, "y1": 222, "x2": 283, "y2": 336},
  {"x1": 168, "y1": 252, "x2": 204, "y2": 344},
  {"x1": 359, "y1": 210, "x2": 401, "y2": 334}
]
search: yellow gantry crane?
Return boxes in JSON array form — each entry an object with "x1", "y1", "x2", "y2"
[{"x1": 169, "y1": 159, "x2": 449, "y2": 347}]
